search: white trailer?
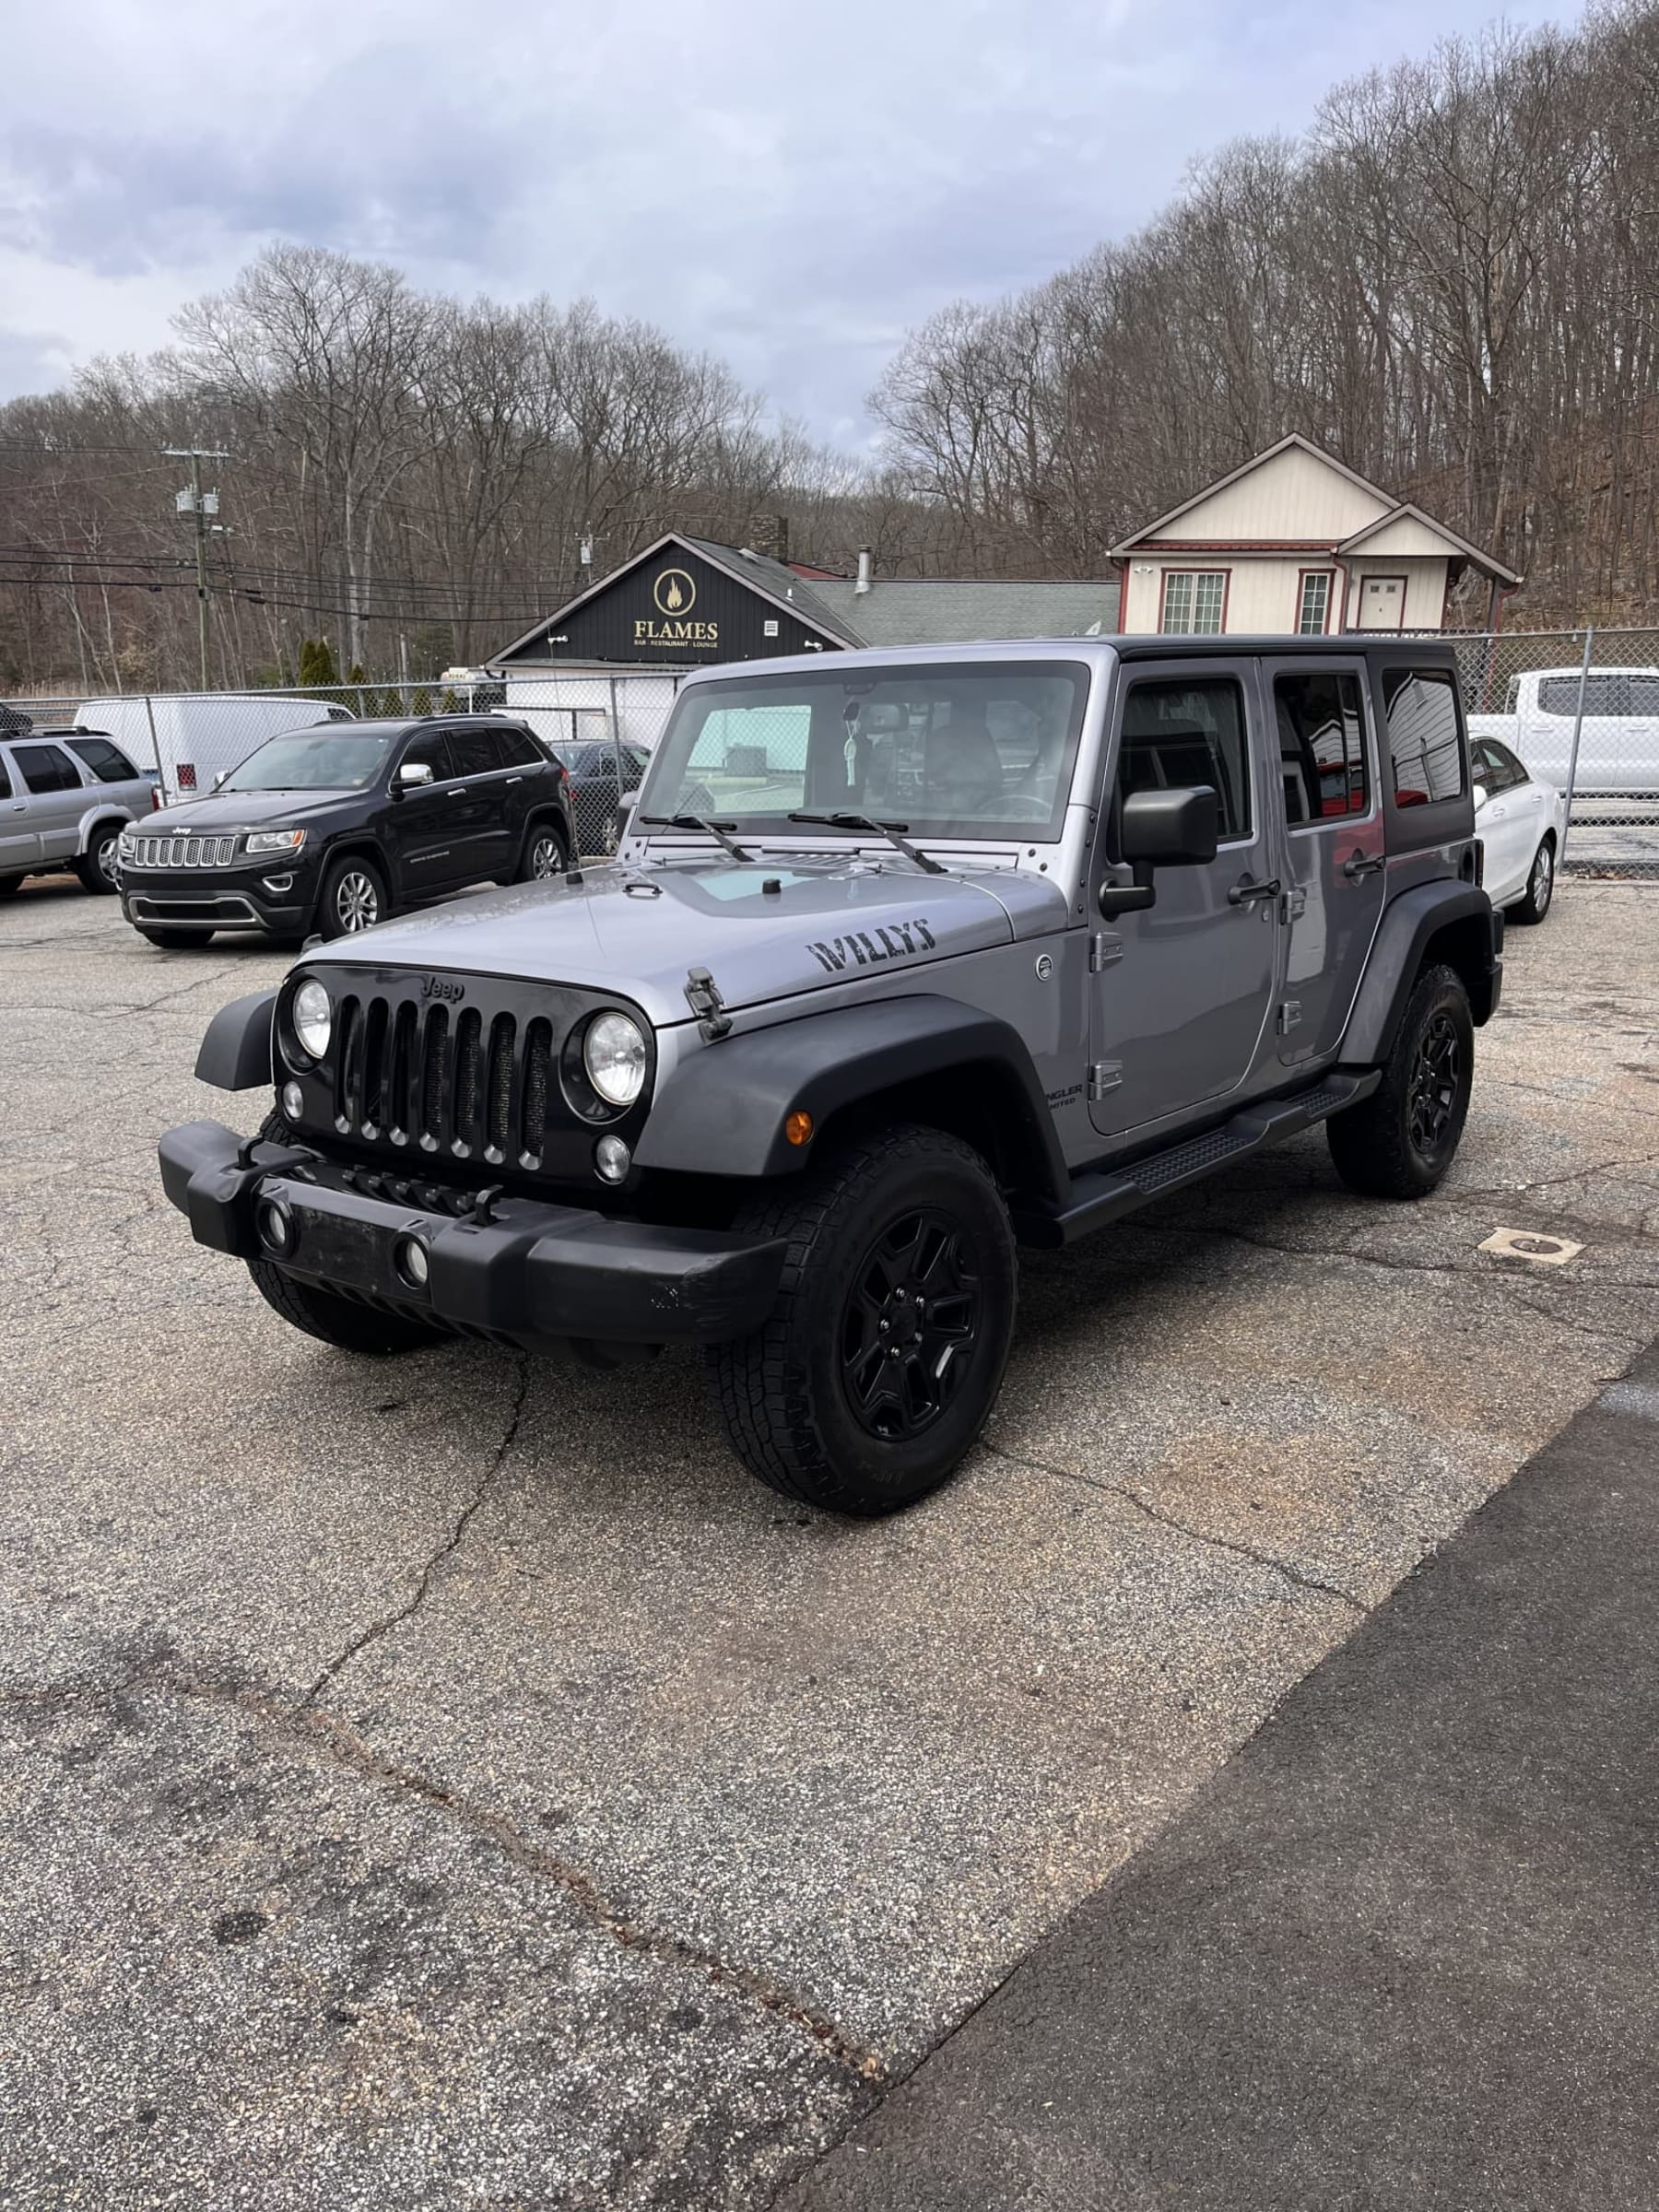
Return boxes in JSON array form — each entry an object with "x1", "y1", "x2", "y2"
[{"x1": 76, "y1": 693, "x2": 354, "y2": 800}]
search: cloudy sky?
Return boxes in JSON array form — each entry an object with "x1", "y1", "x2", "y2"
[{"x1": 3, "y1": 0, "x2": 1562, "y2": 446}]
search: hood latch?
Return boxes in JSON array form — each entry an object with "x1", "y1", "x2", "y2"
[{"x1": 685, "y1": 966, "x2": 732, "y2": 1042}]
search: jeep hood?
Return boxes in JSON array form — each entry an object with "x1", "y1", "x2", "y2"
[
  {"x1": 300, "y1": 856, "x2": 1068, "y2": 1026},
  {"x1": 147, "y1": 789, "x2": 359, "y2": 831}
]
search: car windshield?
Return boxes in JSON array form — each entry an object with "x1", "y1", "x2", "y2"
[
  {"x1": 642, "y1": 662, "x2": 1091, "y2": 842},
  {"x1": 221, "y1": 730, "x2": 395, "y2": 792}
]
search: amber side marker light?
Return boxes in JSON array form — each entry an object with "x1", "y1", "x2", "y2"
[{"x1": 784, "y1": 1110, "x2": 814, "y2": 1147}]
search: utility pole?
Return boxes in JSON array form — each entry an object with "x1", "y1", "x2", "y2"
[{"x1": 164, "y1": 446, "x2": 229, "y2": 689}]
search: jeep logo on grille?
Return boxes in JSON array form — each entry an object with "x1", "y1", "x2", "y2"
[{"x1": 420, "y1": 975, "x2": 465, "y2": 1004}]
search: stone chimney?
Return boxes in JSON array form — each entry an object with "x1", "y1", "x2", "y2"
[{"x1": 765, "y1": 513, "x2": 790, "y2": 566}]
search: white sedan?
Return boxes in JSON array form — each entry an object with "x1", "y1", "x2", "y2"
[{"x1": 1471, "y1": 734, "x2": 1568, "y2": 924}]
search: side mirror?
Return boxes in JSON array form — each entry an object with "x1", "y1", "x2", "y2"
[
  {"x1": 617, "y1": 785, "x2": 641, "y2": 840},
  {"x1": 394, "y1": 759, "x2": 435, "y2": 796},
  {"x1": 211, "y1": 770, "x2": 227, "y2": 792},
  {"x1": 1100, "y1": 785, "x2": 1219, "y2": 918},
  {"x1": 1472, "y1": 783, "x2": 1488, "y2": 811}
]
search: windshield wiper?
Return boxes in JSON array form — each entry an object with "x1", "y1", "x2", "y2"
[
  {"x1": 639, "y1": 812, "x2": 752, "y2": 862},
  {"x1": 785, "y1": 811, "x2": 946, "y2": 875}
]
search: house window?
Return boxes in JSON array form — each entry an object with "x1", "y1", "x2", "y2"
[
  {"x1": 1297, "y1": 571, "x2": 1333, "y2": 635},
  {"x1": 1159, "y1": 571, "x2": 1227, "y2": 634}
]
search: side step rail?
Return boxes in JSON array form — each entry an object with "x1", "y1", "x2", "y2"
[{"x1": 1012, "y1": 1070, "x2": 1382, "y2": 1249}]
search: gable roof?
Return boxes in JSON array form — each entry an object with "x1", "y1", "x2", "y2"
[
  {"x1": 1109, "y1": 433, "x2": 1518, "y2": 583},
  {"x1": 805, "y1": 575, "x2": 1121, "y2": 646},
  {"x1": 491, "y1": 530, "x2": 864, "y2": 663}
]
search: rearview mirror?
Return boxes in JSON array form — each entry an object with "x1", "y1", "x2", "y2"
[{"x1": 1100, "y1": 785, "x2": 1219, "y2": 919}]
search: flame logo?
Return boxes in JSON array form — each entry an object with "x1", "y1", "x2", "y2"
[{"x1": 653, "y1": 568, "x2": 696, "y2": 617}]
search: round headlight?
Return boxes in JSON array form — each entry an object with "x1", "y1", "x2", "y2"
[
  {"x1": 292, "y1": 978, "x2": 333, "y2": 1061},
  {"x1": 582, "y1": 1011, "x2": 647, "y2": 1108}
]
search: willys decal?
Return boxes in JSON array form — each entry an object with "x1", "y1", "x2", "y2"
[{"x1": 805, "y1": 918, "x2": 935, "y2": 975}]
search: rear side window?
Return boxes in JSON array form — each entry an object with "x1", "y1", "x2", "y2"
[
  {"x1": 65, "y1": 735, "x2": 140, "y2": 783},
  {"x1": 1116, "y1": 677, "x2": 1251, "y2": 843},
  {"x1": 496, "y1": 726, "x2": 544, "y2": 769},
  {"x1": 448, "y1": 727, "x2": 505, "y2": 778},
  {"x1": 1537, "y1": 672, "x2": 1659, "y2": 718},
  {"x1": 1382, "y1": 670, "x2": 1464, "y2": 808},
  {"x1": 14, "y1": 743, "x2": 83, "y2": 794},
  {"x1": 1275, "y1": 671, "x2": 1369, "y2": 826}
]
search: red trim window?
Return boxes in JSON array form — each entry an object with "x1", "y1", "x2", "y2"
[
  {"x1": 1296, "y1": 569, "x2": 1334, "y2": 635},
  {"x1": 1159, "y1": 570, "x2": 1229, "y2": 634}
]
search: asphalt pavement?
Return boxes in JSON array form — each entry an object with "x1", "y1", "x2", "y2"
[
  {"x1": 1, "y1": 877, "x2": 1656, "y2": 2206},
  {"x1": 781, "y1": 1335, "x2": 1659, "y2": 2211}
]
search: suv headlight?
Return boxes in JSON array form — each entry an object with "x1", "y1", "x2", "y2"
[
  {"x1": 583, "y1": 1011, "x2": 647, "y2": 1107},
  {"x1": 291, "y1": 978, "x2": 332, "y2": 1060},
  {"x1": 246, "y1": 829, "x2": 307, "y2": 855}
]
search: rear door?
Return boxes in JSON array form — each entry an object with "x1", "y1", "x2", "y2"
[
  {"x1": 1263, "y1": 655, "x2": 1386, "y2": 1065},
  {"x1": 443, "y1": 725, "x2": 515, "y2": 882},
  {"x1": 1088, "y1": 658, "x2": 1278, "y2": 1135},
  {"x1": 0, "y1": 746, "x2": 41, "y2": 872},
  {"x1": 11, "y1": 742, "x2": 88, "y2": 862}
]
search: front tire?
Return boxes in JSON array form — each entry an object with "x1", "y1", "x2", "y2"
[
  {"x1": 1512, "y1": 836, "x2": 1555, "y2": 924},
  {"x1": 1327, "y1": 962, "x2": 1474, "y2": 1199},
  {"x1": 75, "y1": 821, "x2": 122, "y2": 893},
  {"x1": 317, "y1": 853, "x2": 389, "y2": 938},
  {"x1": 705, "y1": 1124, "x2": 1018, "y2": 1515}
]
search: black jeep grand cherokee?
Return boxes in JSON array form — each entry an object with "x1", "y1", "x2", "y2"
[{"x1": 119, "y1": 716, "x2": 575, "y2": 947}]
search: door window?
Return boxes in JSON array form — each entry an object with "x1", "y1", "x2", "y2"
[
  {"x1": 14, "y1": 744, "x2": 82, "y2": 794},
  {"x1": 1114, "y1": 677, "x2": 1251, "y2": 845},
  {"x1": 397, "y1": 731, "x2": 454, "y2": 782},
  {"x1": 495, "y1": 726, "x2": 544, "y2": 769},
  {"x1": 1382, "y1": 670, "x2": 1464, "y2": 806},
  {"x1": 65, "y1": 735, "x2": 140, "y2": 783},
  {"x1": 1276, "y1": 670, "x2": 1369, "y2": 825},
  {"x1": 447, "y1": 727, "x2": 505, "y2": 779}
]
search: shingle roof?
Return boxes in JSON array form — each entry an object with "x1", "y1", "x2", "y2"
[
  {"x1": 803, "y1": 576, "x2": 1122, "y2": 647},
  {"x1": 677, "y1": 536, "x2": 863, "y2": 646}
]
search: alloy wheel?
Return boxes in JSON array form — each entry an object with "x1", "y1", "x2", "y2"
[
  {"x1": 336, "y1": 871, "x2": 379, "y2": 931},
  {"x1": 1408, "y1": 1009, "x2": 1461, "y2": 1156},
  {"x1": 530, "y1": 833, "x2": 562, "y2": 878},
  {"x1": 96, "y1": 835, "x2": 119, "y2": 886},
  {"x1": 1532, "y1": 843, "x2": 1553, "y2": 912},
  {"x1": 840, "y1": 1206, "x2": 982, "y2": 1441}
]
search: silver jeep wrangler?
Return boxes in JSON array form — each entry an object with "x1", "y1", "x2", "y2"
[{"x1": 161, "y1": 639, "x2": 1500, "y2": 1515}]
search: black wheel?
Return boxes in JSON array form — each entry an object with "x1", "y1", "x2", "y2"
[
  {"x1": 1327, "y1": 962, "x2": 1474, "y2": 1199},
  {"x1": 704, "y1": 1124, "x2": 1017, "y2": 1515},
  {"x1": 75, "y1": 821, "x2": 122, "y2": 894},
  {"x1": 318, "y1": 853, "x2": 388, "y2": 938},
  {"x1": 138, "y1": 926, "x2": 214, "y2": 948},
  {"x1": 1512, "y1": 836, "x2": 1555, "y2": 924},
  {"x1": 515, "y1": 819, "x2": 569, "y2": 882},
  {"x1": 244, "y1": 1108, "x2": 445, "y2": 1355}
]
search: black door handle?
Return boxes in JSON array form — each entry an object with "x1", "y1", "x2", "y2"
[
  {"x1": 1228, "y1": 874, "x2": 1281, "y2": 906},
  {"x1": 1343, "y1": 851, "x2": 1384, "y2": 879}
]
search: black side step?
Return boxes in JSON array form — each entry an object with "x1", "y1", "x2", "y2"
[{"x1": 1013, "y1": 1071, "x2": 1381, "y2": 1249}]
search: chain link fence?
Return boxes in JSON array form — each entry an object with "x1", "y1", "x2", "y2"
[{"x1": 0, "y1": 672, "x2": 679, "y2": 861}]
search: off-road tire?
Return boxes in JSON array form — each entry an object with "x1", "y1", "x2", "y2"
[
  {"x1": 704, "y1": 1123, "x2": 1018, "y2": 1515},
  {"x1": 244, "y1": 1107, "x2": 445, "y2": 1355},
  {"x1": 75, "y1": 821, "x2": 122, "y2": 894},
  {"x1": 1511, "y1": 835, "x2": 1555, "y2": 924},
  {"x1": 317, "y1": 853, "x2": 390, "y2": 938},
  {"x1": 1327, "y1": 962, "x2": 1474, "y2": 1199},
  {"x1": 139, "y1": 926, "x2": 214, "y2": 948},
  {"x1": 514, "y1": 819, "x2": 570, "y2": 883}
]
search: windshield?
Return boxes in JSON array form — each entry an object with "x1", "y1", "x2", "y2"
[
  {"x1": 221, "y1": 730, "x2": 394, "y2": 792},
  {"x1": 642, "y1": 662, "x2": 1090, "y2": 842}
]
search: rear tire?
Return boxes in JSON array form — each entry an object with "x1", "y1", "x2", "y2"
[
  {"x1": 138, "y1": 926, "x2": 214, "y2": 948},
  {"x1": 1511, "y1": 836, "x2": 1555, "y2": 924},
  {"x1": 704, "y1": 1124, "x2": 1018, "y2": 1515},
  {"x1": 75, "y1": 821, "x2": 122, "y2": 894},
  {"x1": 514, "y1": 819, "x2": 569, "y2": 882},
  {"x1": 1327, "y1": 962, "x2": 1474, "y2": 1199}
]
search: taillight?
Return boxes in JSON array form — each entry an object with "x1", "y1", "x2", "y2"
[{"x1": 150, "y1": 785, "x2": 163, "y2": 812}]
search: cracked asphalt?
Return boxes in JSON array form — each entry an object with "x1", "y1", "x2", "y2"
[{"x1": 2, "y1": 878, "x2": 1656, "y2": 2207}]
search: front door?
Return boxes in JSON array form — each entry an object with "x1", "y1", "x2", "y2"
[
  {"x1": 382, "y1": 729, "x2": 460, "y2": 898},
  {"x1": 1088, "y1": 663, "x2": 1279, "y2": 1135},
  {"x1": 1356, "y1": 575, "x2": 1407, "y2": 631},
  {"x1": 1264, "y1": 656, "x2": 1386, "y2": 1063}
]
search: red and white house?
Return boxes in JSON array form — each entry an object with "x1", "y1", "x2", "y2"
[{"x1": 1110, "y1": 434, "x2": 1519, "y2": 637}]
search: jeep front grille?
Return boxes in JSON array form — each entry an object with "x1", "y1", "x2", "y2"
[
  {"x1": 126, "y1": 833, "x2": 239, "y2": 868},
  {"x1": 335, "y1": 990, "x2": 560, "y2": 1170}
]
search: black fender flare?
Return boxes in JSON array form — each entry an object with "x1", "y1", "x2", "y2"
[
  {"x1": 632, "y1": 994, "x2": 1070, "y2": 1206},
  {"x1": 1339, "y1": 882, "x2": 1501, "y2": 1066},
  {"x1": 194, "y1": 988, "x2": 277, "y2": 1090}
]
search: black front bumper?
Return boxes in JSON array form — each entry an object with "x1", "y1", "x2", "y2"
[
  {"x1": 121, "y1": 864, "x2": 315, "y2": 936},
  {"x1": 159, "y1": 1120, "x2": 786, "y2": 1347}
]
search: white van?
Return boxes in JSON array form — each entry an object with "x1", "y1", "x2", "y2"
[
  {"x1": 1466, "y1": 666, "x2": 1659, "y2": 794},
  {"x1": 75, "y1": 693, "x2": 354, "y2": 801}
]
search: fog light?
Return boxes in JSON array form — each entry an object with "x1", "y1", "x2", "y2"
[
  {"x1": 281, "y1": 1080, "x2": 303, "y2": 1120},
  {"x1": 594, "y1": 1135, "x2": 631, "y2": 1184},
  {"x1": 394, "y1": 1235, "x2": 430, "y2": 1288},
  {"x1": 263, "y1": 874, "x2": 294, "y2": 894},
  {"x1": 257, "y1": 1197, "x2": 293, "y2": 1253}
]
